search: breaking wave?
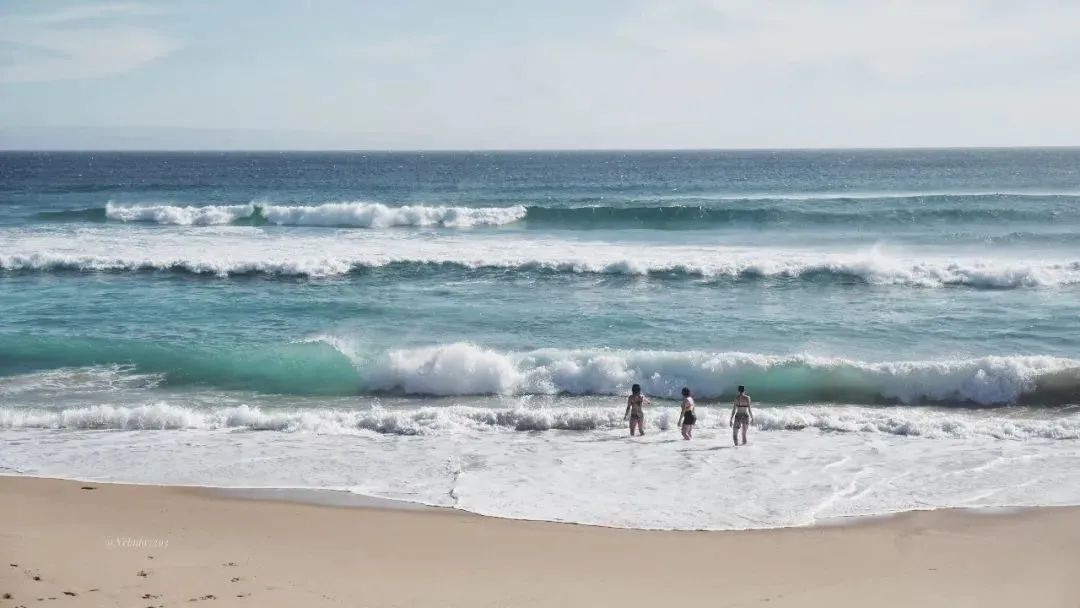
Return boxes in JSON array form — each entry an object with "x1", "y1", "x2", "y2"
[
  {"x1": 356, "y1": 344, "x2": 1080, "y2": 406},
  {"x1": 98, "y1": 201, "x2": 527, "y2": 227},
  {"x1": 30, "y1": 193, "x2": 1080, "y2": 230},
  {"x1": 2, "y1": 402, "x2": 1078, "y2": 440},
  {"x1": 3, "y1": 342, "x2": 1079, "y2": 405},
  {"x1": 4, "y1": 250, "x2": 1079, "y2": 288}
]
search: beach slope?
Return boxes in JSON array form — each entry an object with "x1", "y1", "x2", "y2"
[{"x1": 1, "y1": 477, "x2": 1078, "y2": 607}]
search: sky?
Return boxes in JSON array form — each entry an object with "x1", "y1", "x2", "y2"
[{"x1": 1, "y1": 0, "x2": 1080, "y2": 150}]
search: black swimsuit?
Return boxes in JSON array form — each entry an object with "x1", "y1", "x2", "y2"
[{"x1": 683, "y1": 409, "x2": 696, "y2": 426}]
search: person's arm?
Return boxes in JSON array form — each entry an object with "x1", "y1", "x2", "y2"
[
  {"x1": 677, "y1": 402, "x2": 685, "y2": 426},
  {"x1": 730, "y1": 402, "x2": 737, "y2": 427},
  {"x1": 748, "y1": 397, "x2": 754, "y2": 425},
  {"x1": 624, "y1": 396, "x2": 632, "y2": 420}
]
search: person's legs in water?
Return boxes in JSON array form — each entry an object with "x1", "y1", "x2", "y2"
[{"x1": 733, "y1": 414, "x2": 749, "y2": 445}]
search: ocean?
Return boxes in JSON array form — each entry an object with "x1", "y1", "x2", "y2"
[{"x1": 2, "y1": 149, "x2": 1079, "y2": 529}]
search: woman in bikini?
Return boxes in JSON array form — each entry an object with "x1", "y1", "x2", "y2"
[
  {"x1": 729, "y1": 385, "x2": 753, "y2": 446},
  {"x1": 676, "y1": 386, "x2": 696, "y2": 440},
  {"x1": 624, "y1": 383, "x2": 650, "y2": 436}
]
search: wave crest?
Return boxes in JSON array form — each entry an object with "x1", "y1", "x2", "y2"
[
  {"x1": 357, "y1": 344, "x2": 1080, "y2": 405},
  {"x1": 101, "y1": 201, "x2": 526, "y2": 227},
  {"x1": 31, "y1": 192, "x2": 1080, "y2": 230},
  {"x1": 4, "y1": 251, "x2": 1079, "y2": 288},
  {"x1": 4, "y1": 346, "x2": 1077, "y2": 405},
  {"x1": 3, "y1": 402, "x2": 1077, "y2": 440}
]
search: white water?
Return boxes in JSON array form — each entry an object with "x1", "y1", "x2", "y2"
[
  {"x1": 105, "y1": 201, "x2": 528, "y2": 227},
  {"x1": 356, "y1": 343, "x2": 1078, "y2": 404},
  {"x1": 3, "y1": 402, "x2": 1080, "y2": 440},
  {"x1": 3, "y1": 363, "x2": 1080, "y2": 530},
  {"x1": 4, "y1": 225, "x2": 1080, "y2": 287},
  {"x1": 3, "y1": 416, "x2": 1080, "y2": 530}
]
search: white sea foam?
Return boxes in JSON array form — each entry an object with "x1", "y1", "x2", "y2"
[
  {"x1": 3, "y1": 365, "x2": 1080, "y2": 531},
  {"x1": 105, "y1": 202, "x2": 256, "y2": 226},
  {"x1": 2, "y1": 402, "x2": 1079, "y2": 440},
  {"x1": 349, "y1": 343, "x2": 1079, "y2": 405},
  {"x1": 5, "y1": 399, "x2": 1080, "y2": 530},
  {"x1": 3, "y1": 225, "x2": 1079, "y2": 287},
  {"x1": 260, "y1": 202, "x2": 526, "y2": 227},
  {"x1": 0, "y1": 365, "x2": 162, "y2": 397},
  {"x1": 104, "y1": 201, "x2": 526, "y2": 227},
  {"x1": 2, "y1": 345, "x2": 1075, "y2": 406}
]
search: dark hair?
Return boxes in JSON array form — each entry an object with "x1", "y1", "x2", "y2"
[
  {"x1": 631, "y1": 384, "x2": 641, "y2": 394},
  {"x1": 681, "y1": 387, "x2": 691, "y2": 397},
  {"x1": 738, "y1": 385, "x2": 745, "y2": 393}
]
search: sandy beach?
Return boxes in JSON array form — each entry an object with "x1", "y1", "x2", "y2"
[{"x1": 1, "y1": 477, "x2": 1078, "y2": 607}]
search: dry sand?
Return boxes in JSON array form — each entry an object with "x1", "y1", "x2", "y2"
[{"x1": 2, "y1": 476, "x2": 1078, "y2": 607}]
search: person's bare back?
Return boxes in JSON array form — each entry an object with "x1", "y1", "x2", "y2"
[
  {"x1": 624, "y1": 384, "x2": 649, "y2": 436},
  {"x1": 729, "y1": 385, "x2": 753, "y2": 446}
]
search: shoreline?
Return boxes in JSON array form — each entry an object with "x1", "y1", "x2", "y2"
[
  {"x1": 190, "y1": 488, "x2": 1065, "y2": 533},
  {"x1": 2, "y1": 473, "x2": 1058, "y2": 532},
  {"x1": 3, "y1": 476, "x2": 1080, "y2": 607}
]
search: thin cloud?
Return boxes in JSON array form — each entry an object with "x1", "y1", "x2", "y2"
[
  {"x1": 25, "y1": 2, "x2": 164, "y2": 24},
  {"x1": 0, "y1": 2, "x2": 179, "y2": 84},
  {"x1": 337, "y1": 34, "x2": 448, "y2": 61},
  {"x1": 613, "y1": 0, "x2": 1080, "y2": 87}
]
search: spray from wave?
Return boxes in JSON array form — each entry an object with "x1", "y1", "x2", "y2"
[
  {"x1": 3, "y1": 401, "x2": 1078, "y2": 440},
  {"x1": 4, "y1": 339, "x2": 1078, "y2": 405},
  {"x1": 99, "y1": 201, "x2": 527, "y2": 228},
  {"x1": 4, "y1": 249, "x2": 1079, "y2": 288},
  {"x1": 32, "y1": 192, "x2": 1080, "y2": 229},
  {"x1": 355, "y1": 343, "x2": 1080, "y2": 405}
]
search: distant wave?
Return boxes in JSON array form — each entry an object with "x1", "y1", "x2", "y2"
[
  {"x1": 4, "y1": 251, "x2": 1079, "y2": 288},
  {"x1": 7, "y1": 219, "x2": 1080, "y2": 287},
  {"x1": 105, "y1": 202, "x2": 258, "y2": 226},
  {"x1": 31, "y1": 192, "x2": 1080, "y2": 229},
  {"x1": 3, "y1": 341, "x2": 1078, "y2": 405},
  {"x1": 653, "y1": 191, "x2": 1080, "y2": 202},
  {"x1": 97, "y1": 201, "x2": 526, "y2": 227},
  {"x1": 523, "y1": 195, "x2": 1078, "y2": 228},
  {"x1": 2, "y1": 401, "x2": 1078, "y2": 440},
  {"x1": 35, "y1": 207, "x2": 109, "y2": 222},
  {"x1": 525, "y1": 204, "x2": 1041, "y2": 227}
]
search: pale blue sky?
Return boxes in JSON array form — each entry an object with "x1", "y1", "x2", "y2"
[{"x1": 2, "y1": 0, "x2": 1080, "y2": 149}]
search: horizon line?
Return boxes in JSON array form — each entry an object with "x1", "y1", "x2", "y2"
[{"x1": 3, "y1": 145, "x2": 1080, "y2": 153}]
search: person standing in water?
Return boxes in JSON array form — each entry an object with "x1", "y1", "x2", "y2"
[
  {"x1": 676, "y1": 387, "x2": 696, "y2": 440},
  {"x1": 624, "y1": 383, "x2": 650, "y2": 436},
  {"x1": 729, "y1": 385, "x2": 753, "y2": 446}
]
